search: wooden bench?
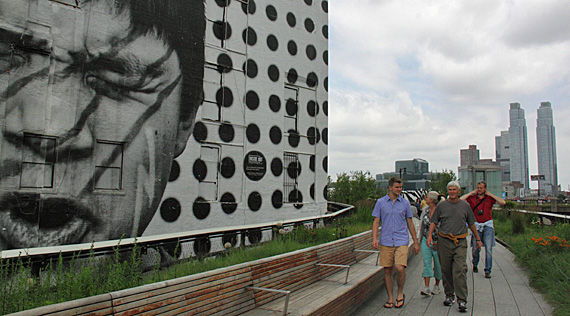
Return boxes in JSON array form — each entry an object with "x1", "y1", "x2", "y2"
[
  {"x1": 244, "y1": 232, "x2": 387, "y2": 316},
  {"x1": 9, "y1": 220, "x2": 419, "y2": 316},
  {"x1": 242, "y1": 220, "x2": 418, "y2": 316},
  {"x1": 244, "y1": 234, "x2": 370, "y2": 316}
]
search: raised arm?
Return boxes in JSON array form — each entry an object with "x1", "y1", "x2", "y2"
[
  {"x1": 460, "y1": 189, "x2": 477, "y2": 201},
  {"x1": 486, "y1": 190, "x2": 506, "y2": 206}
]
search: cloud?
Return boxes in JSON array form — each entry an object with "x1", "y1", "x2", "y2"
[
  {"x1": 328, "y1": 0, "x2": 570, "y2": 189},
  {"x1": 328, "y1": 88, "x2": 469, "y2": 179},
  {"x1": 502, "y1": 1, "x2": 570, "y2": 47}
]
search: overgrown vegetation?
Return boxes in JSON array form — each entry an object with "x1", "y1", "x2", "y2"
[
  {"x1": 493, "y1": 209, "x2": 570, "y2": 316},
  {"x1": 328, "y1": 171, "x2": 385, "y2": 204},
  {"x1": 429, "y1": 169, "x2": 457, "y2": 194},
  {"x1": 0, "y1": 202, "x2": 376, "y2": 315}
]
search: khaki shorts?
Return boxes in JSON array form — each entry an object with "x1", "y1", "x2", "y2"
[{"x1": 379, "y1": 244, "x2": 408, "y2": 267}]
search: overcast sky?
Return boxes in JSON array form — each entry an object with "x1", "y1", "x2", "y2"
[{"x1": 328, "y1": 0, "x2": 570, "y2": 192}]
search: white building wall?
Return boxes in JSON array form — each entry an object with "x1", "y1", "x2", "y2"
[
  {"x1": 145, "y1": 0, "x2": 329, "y2": 237},
  {"x1": 0, "y1": 0, "x2": 329, "y2": 253}
]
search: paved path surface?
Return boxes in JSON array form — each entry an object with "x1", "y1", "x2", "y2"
[{"x1": 351, "y1": 241, "x2": 553, "y2": 316}]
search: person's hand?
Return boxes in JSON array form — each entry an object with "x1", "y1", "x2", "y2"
[
  {"x1": 433, "y1": 242, "x2": 438, "y2": 251},
  {"x1": 476, "y1": 240, "x2": 483, "y2": 249},
  {"x1": 373, "y1": 238, "x2": 379, "y2": 249},
  {"x1": 412, "y1": 242, "x2": 420, "y2": 255},
  {"x1": 426, "y1": 235, "x2": 433, "y2": 248}
]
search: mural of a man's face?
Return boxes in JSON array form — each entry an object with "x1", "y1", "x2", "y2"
[{"x1": 0, "y1": 0, "x2": 200, "y2": 249}]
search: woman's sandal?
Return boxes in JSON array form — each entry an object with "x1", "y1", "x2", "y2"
[
  {"x1": 383, "y1": 302, "x2": 394, "y2": 308},
  {"x1": 395, "y1": 294, "x2": 406, "y2": 308}
]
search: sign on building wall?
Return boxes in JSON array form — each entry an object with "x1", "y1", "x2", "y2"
[{"x1": 0, "y1": 0, "x2": 329, "y2": 254}]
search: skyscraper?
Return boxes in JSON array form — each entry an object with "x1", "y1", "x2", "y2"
[
  {"x1": 508, "y1": 103, "x2": 530, "y2": 196},
  {"x1": 536, "y1": 102, "x2": 558, "y2": 195},
  {"x1": 495, "y1": 130, "x2": 510, "y2": 182},
  {"x1": 460, "y1": 145, "x2": 480, "y2": 167}
]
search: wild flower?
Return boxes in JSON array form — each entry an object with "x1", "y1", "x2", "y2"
[{"x1": 531, "y1": 236, "x2": 570, "y2": 248}]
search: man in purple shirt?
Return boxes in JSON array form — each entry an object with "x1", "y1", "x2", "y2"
[{"x1": 372, "y1": 177, "x2": 420, "y2": 309}]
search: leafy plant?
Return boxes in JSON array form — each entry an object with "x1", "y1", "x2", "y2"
[
  {"x1": 494, "y1": 213, "x2": 570, "y2": 316},
  {"x1": 0, "y1": 201, "x2": 376, "y2": 315},
  {"x1": 429, "y1": 169, "x2": 456, "y2": 194},
  {"x1": 328, "y1": 171, "x2": 383, "y2": 205},
  {"x1": 510, "y1": 211, "x2": 526, "y2": 234}
]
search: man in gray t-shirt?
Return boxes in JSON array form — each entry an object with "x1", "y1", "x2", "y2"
[
  {"x1": 427, "y1": 181, "x2": 481, "y2": 313},
  {"x1": 431, "y1": 199, "x2": 475, "y2": 236}
]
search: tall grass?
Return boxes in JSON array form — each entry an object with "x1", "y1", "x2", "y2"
[
  {"x1": 493, "y1": 210, "x2": 570, "y2": 316},
  {"x1": 0, "y1": 201, "x2": 376, "y2": 315},
  {"x1": 154, "y1": 201, "x2": 375, "y2": 281}
]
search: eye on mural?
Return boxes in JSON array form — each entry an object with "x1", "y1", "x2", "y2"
[
  {"x1": 0, "y1": 0, "x2": 329, "y2": 253},
  {"x1": 0, "y1": 0, "x2": 205, "y2": 250}
]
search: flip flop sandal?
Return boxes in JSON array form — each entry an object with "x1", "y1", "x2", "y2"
[
  {"x1": 395, "y1": 294, "x2": 405, "y2": 308},
  {"x1": 384, "y1": 302, "x2": 394, "y2": 308}
]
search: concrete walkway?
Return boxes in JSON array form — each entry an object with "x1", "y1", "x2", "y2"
[{"x1": 351, "y1": 240, "x2": 553, "y2": 316}]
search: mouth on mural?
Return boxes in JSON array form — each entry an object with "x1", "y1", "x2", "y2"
[{"x1": 0, "y1": 192, "x2": 98, "y2": 249}]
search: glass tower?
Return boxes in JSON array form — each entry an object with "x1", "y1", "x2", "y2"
[
  {"x1": 495, "y1": 130, "x2": 510, "y2": 182},
  {"x1": 536, "y1": 102, "x2": 558, "y2": 196},
  {"x1": 508, "y1": 103, "x2": 530, "y2": 196}
]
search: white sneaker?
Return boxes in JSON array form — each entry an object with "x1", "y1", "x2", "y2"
[
  {"x1": 432, "y1": 284, "x2": 441, "y2": 295},
  {"x1": 421, "y1": 286, "x2": 431, "y2": 296}
]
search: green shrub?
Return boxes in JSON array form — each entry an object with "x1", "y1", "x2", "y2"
[
  {"x1": 494, "y1": 214, "x2": 570, "y2": 316},
  {"x1": 0, "y1": 204, "x2": 375, "y2": 315},
  {"x1": 504, "y1": 200, "x2": 517, "y2": 210},
  {"x1": 493, "y1": 209, "x2": 508, "y2": 223},
  {"x1": 511, "y1": 211, "x2": 525, "y2": 234}
]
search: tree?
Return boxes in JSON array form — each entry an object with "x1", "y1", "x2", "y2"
[
  {"x1": 429, "y1": 169, "x2": 457, "y2": 195},
  {"x1": 328, "y1": 170, "x2": 380, "y2": 205}
]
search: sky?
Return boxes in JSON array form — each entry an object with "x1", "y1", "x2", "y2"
[{"x1": 327, "y1": 0, "x2": 570, "y2": 192}]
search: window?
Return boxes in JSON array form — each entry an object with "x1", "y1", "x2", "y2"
[
  {"x1": 475, "y1": 171, "x2": 486, "y2": 184},
  {"x1": 201, "y1": 65, "x2": 223, "y2": 121},
  {"x1": 49, "y1": 0, "x2": 80, "y2": 7},
  {"x1": 283, "y1": 152, "x2": 300, "y2": 203},
  {"x1": 94, "y1": 141, "x2": 124, "y2": 190},
  {"x1": 199, "y1": 145, "x2": 220, "y2": 201},
  {"x1": 284, "y1": 86, "x2": 298, "y2": 132},
  {"x1": 20, "y1": 134, "x2": 56, "y2": 189}
]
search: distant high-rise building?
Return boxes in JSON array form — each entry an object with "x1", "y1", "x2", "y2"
[
  {"x1": 460, "y1": 145, "x2": 480, "y2": 167},
  {"x1": 375, "y1": 158, "x2": 432, "y2": 190},
  {"x1": 536, "y1": 101, "x2": 558, "y2": 196},
  {"x1": 458, "y1": 145, "x2": 500, "y2": 196},
  {"x1": 495, "y1": 130, "x2": 510, "y2": 182},
  {"x1": 395, "y1": 158, "x2": 429, "y2": 175},
  {"x1": 509, "y1": 103, "x2": 530, "y2": 196}
]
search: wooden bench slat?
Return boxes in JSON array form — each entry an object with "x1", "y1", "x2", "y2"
[{"x1": 11, "y1": 229, "x2": 406, "y2": 316}]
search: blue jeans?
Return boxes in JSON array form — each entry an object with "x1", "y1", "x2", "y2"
[
  {"x1": 471, "y1": 226, "x2": 495, "y2": 273},
  {"x1": 421, "y1": 237, "x2": 442, "y2": 280}
]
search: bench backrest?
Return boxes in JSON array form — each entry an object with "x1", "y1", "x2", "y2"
[{"x1": 10, "y1": 230, "x2": 376, "y2": 316}]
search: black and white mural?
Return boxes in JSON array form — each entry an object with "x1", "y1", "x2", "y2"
[{"x1": 0, "y1": 0, "x2": 328, "y2": 253}]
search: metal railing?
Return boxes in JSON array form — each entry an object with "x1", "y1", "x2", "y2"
[
  {"x1": 511, "y1": 208, "x2": 570, "y2": 221},
  {"x1": 1, "y1": 202, "x2": 355, "y2": 273},
  {"x1": 246, "y1": 287, "x2": 291, "y2": 316}
]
